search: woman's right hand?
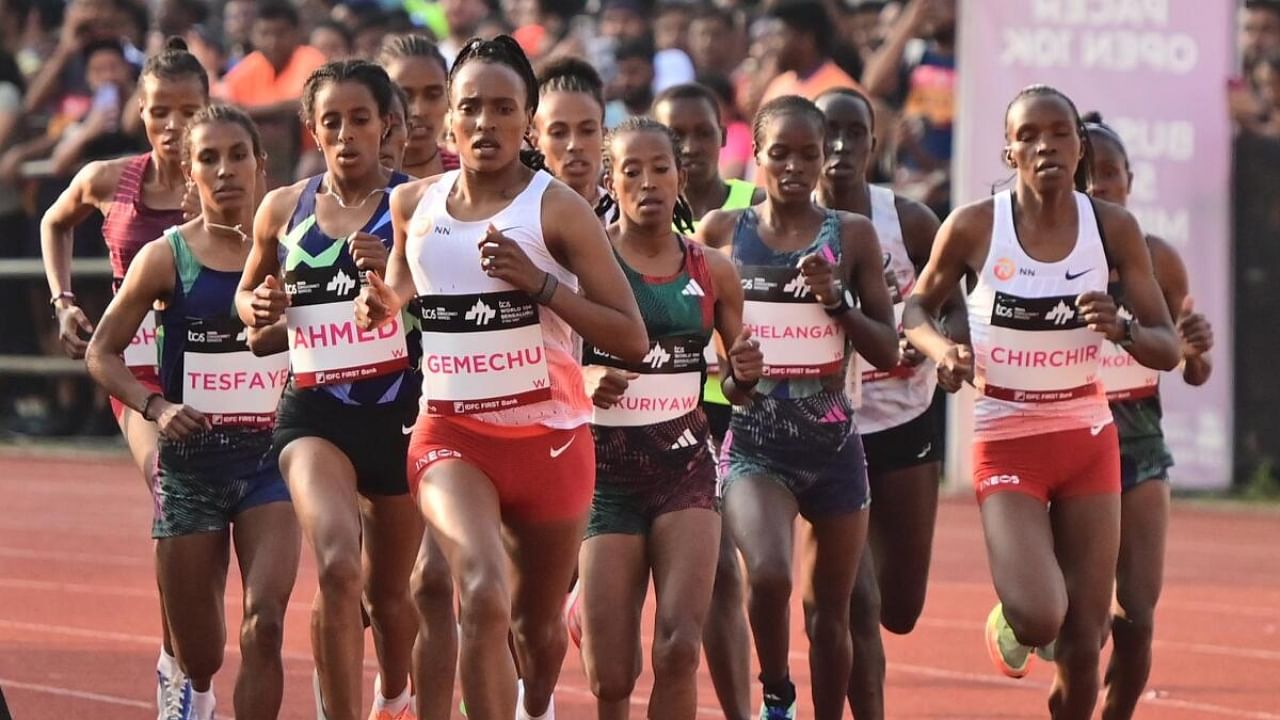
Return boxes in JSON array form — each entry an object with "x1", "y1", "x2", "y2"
[
  {"x1": 249, "y1": 275, "x2": 289, "y2": 327},
  {"x1": 154, "y1": 400, "x2": 210, "y2": 440},
  {"x1": 937, "y1": 343, "x2": 973, "y2": 393},
  {"x1": 355, "y1": 271, "x2": 396, "y2": 330},
  {"x1": 56, "y1": 304, "x2": 94, "y2": 358},
  {"x1": 586, "y1": 366, "x2": 636, "y2": 409}
]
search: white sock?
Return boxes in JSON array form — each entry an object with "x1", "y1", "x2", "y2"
[
  {"x1": 516, "y1": 684, "x2": 554, "y2": 720},
  {"x1": 191, "y1": 688, "x2": 215, "y2": 720},
  {"x1": 373, "y1": 675, "x2": 411, "y2": 713},
  {"x1": 156, "y1": 648, "x2": 181, "y2": 678}
]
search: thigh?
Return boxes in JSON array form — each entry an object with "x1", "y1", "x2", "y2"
[
  {"x1": 650, "y1": 508, "x2": 722, "y2": 630},
  {"x1": 799, "y1": 510, "x2": 866, "y2": 611},
  {"x1": 579, "y1": 533, "x2": 648, "y2": 670},
  {"x1": 507, "y1": 512, "x2": 590, "y2": 629},
  {"x1": 1051, "y1": 493, "x2": 1122, "y2": 627},
  {"x1": 1115, "y1": 480, "x2": 1170, "y2": 616},
  {"x1": 156, "y1": 530, "x2": 231, "y2": 645},
  {"x1": 722, "y1": 473, "x2": 798, "y2": 576},
  {"x1": 278, "y1": 437, "x2": 362, "y2": 565},
  {"x1": 867, "y1": 461, "x2": 939, "y2": 604},
  {"x1": 416, "y1": 459, "x2": 507, "y2": 588},
  {"x1": 980, "y1": 492, "x2": 1065, "y2": 612},
  {"x1": 232, "y1": 501, "x2": 301, "y2": 610},
  {"x1": 361, "y1": 492, "x2": 426, "y2": 599}
]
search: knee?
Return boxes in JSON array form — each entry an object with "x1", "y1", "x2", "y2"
[
  {"x1": 316, "y1": 554, "x2": 363, "y2": 605},
  {"x1": 1114, "y1": 596, "x2": 1157, "y2": 642},
  {"x1": 806, "y1": 605, "x2": 851, "y2": 644},
  {"x1": 589, "y1": 662, "x2": 639, "y2": 704},
  {"x1": 747, "y1": 560, "x2": 792, "y2": 606},
  {"x1": 457, "y1": 573, "x2": 510, "y2": 638},
  {"x1": 1003, "y1": 602, "x2": 1066, "y2": 650},
  {"x1": 652, "y1": 624, "x2": 703, "y2": 681},
  {"x1": 411, "y1": 558, "x2": 455, "y2": 617},
  {"x1": 880, "y1": 604, "x2": 921, "y2": 636},
  {"x1": 850, "y1": 583, "x2": 883, "y2": 637},
  {"x1": 241, "y1": 596, "x2": 287, "y2": 656}
]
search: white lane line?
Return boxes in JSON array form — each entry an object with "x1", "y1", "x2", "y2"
[{"x1": 0, "y1": 677, "x2": 152, "y2": 710}]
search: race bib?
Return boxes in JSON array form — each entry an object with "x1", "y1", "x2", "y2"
[
  {"x1": 124, "y1": 311, "x2": 158, "y2": 369},
  {"x1": 858, "y1": 302, "x2": 914, "y2": 384},
  {"x1": 1099, "y1": 340, "x2": 1159, "y2": 401},
  {"x1": 979, "y1": 292, "x2": 1102, "y2": 403},
  {"x1": 183, "y1": 317, "x2": 289, "y2": 426},
  {"x1": 740, "y1": 265, "x2": 844, "y2": 378},
  {"x1": 417, "y1": 290, "x2": 551, "y2": 415},
  {"x1": 588, "y1": 335, "x2": 705, "y2": 427},
  {"x1": 285, "y1": 264, "x2": 409, "y2": 387}
]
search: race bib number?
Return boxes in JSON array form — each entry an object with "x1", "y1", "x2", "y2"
[
  {"x1": 979, "y1": 292, "x2": 1102, "y2": 403},
  {"x1": 183, "y1": 317, "x2": 289, "y2": 426},
  {"x1": 740, "y1": 265, "x2": 844, "y2": 378},
  {"x1": 417, "y1": 290, "x2": 551, "y2": 415},
  {"x1": 588, "y1": 335, "x2": 705, "y2": 427},
  {"x1": 285, "y1": 264, "x2": 409, "y2": 387},
  {"x1": 124, "y1": 311, "x2": 158, "y2": 369}
]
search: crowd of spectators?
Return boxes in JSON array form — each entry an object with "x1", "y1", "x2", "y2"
[{"x1": 0, "y1": 0, "x2": 1273, "y2": 486}]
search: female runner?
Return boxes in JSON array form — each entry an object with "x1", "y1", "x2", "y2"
[
  {"x1": 903, "y1": 85, "x2": 1179, "y2": 720},
  {"x1": 651, "y1": 80, "x2": 763, "y2": 720},
  {"x1": 696, "y1": 94, "x2": 899, "y2": 720},
  {"x1": 1082, "y1": 112, "x2": 1214, "y2": 720},
  {"x1": 354, "y1": 35, "x2": 646, "y2": 720},
  {"x1": 532, "y1": 56, "x2": 617, "y2": 224},
  {"x1": 86, "y1": 104, "x2": 297, "y2": 720},
  {"x1": 236, "y1": 60, "x2": 421, "y2": 720},
  {"x1": 379, "y1": 35, "x2": 460, "y2": 177},
  {"x1": 812, "y1": 87, "x2": 964, "y2": 720},
  {"x1": 578, "y1": 116, "x2": 761, "y2": 720},
  {"x1": 39, "y1": 37, "x2": 208, "y2": 714}
]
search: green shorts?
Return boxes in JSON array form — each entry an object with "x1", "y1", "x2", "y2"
[{"x1": 1119, "y1": 435, "x2": 1174, "y2": 492}]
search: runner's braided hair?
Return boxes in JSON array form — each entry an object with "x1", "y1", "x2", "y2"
[
  {"x1": 1081, "y1": 110, "x2": 1129, "y2": 174},
  {"x1": 449, "y1": 35, "x2": 548, "y2": 171},
  {"x1": 182, "y1": 104, "x2": 264, "y2": 165},
  {"x1": 301, "y1": 59, "x2": 395, "y2": 124},
  {"x1": 751, "y1": 94, "x2": 826, "y2": 152},
  {"x1": 1002, "y1": 84, "x2": 1094, "y2": 192},
  {"x1": 142, "y1": 36, "x2": 210, "y2": 97},
  {"x1": 378, "y1": 33, "x2": 448, "y2": 74},
  {"x1": 537, "y1": 56, "x2": 605, "y2": 117},
  {"x1": 605, "y1": 116, "x2": 696, "y2": 235}
]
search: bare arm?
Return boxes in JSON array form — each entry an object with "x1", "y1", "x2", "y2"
[
  {"x1": 707, "y1": 247, "x2": 761, "y2": 404},
  {"x1": 834, "y1": 213, "x2": 899, "y2": 369},
  {"x1": 1147, "y1": 235, "x2": 1212, "y2": 386},
  {"x1": 541, "y1": 185, "x2": 648, "y2": 362},
  {"x1": 1095, "y1": 207, "x2": 1179, "y2": 371},
  {"x1": 862, "y1": 0, "x2": 927, "y2": 98},
  {"x1": 691, "y1": 208, "x2": 740, "y2": 251},
  {"x1": 85, "y1": 240, "x2": 174, "y2": 413},
  {"x1": 904, "y1": 203, "x2": 985, "y2": 389},
  {"x1": 899, "y1": 196, "x2": 968, "y2": 344},
  {"x1": 236, "y1": 187, "x2": 292, "y2": 328},
  {"x1": 23, "y1": 43, "x2": 76, "y2": 113},
  {"x1": 356, "y1": 179, "x2": 434, "y2": 327}
]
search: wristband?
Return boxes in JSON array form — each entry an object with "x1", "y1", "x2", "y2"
[
  {"x1": 534, "y1": 272, "x2": 559, "y2": 305},
  {"x1": 141, "y1": 393, "x2": 163, "y2": 422},
  {"x1": 50, "y1": 291, "x2": 76, "y2": 307},
  {"x1": 823, "y1": 288, "x2": 854, "y2": 317}
]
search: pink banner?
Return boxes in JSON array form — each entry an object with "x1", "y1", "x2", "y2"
[{"x1": 953, "y1": 0, "x2": 1234, "y2": 489}]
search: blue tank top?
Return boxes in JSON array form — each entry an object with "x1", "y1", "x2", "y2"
[
  {"x1": 279, "y1": 172, "x2": 416, "y2": 406},
  {"x1": 157, "y1": 227, "x2": 244, "y2": 403},
  {"x1": 730, "y1": 207, "x2": 846, "y2": 400}
]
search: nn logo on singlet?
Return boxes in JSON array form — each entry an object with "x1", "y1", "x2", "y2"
[
  {"x1": 1044, "y1": 300, "x2": 1076, "y2": 326},
  {"x1": 643, "y1": 343, "x2": 673, "y2": 369},
  {"x1": 326, "y1": 270, "x2": 357, "y2": 296},
  {"x1": 782, "y1": 274, "x2": 810, "y2": 298},
  {"x1": 464, "y1": 298, "x2": 497, "y2": 326}
]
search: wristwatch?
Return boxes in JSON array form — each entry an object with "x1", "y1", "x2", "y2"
[
  {"x1": 1117, "y1": 317, "x2": 1136, "y2": 348},
  {"x1": 823, "y1": 287, "x2": 854, "y2": 317}
]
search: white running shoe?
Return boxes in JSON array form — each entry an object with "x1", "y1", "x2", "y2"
[
  {"x1": 313, "y1": 670, "x2": 330, "y2": 720},
  {"x1": 156, "y1": 663, "x2": 193, "y2": 720}
]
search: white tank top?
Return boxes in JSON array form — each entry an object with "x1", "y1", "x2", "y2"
[
  {"x1": 967, "y1": 190, "x2": 1112, "y2": 441},
  {"x1": 852, "y1": 185, "x2": 938, "y2": 434},
  {"x1": 405, "y1": 169, "x2": 590, "y2": 429}
]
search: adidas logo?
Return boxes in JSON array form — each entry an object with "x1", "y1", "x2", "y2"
[
  {"x1": 326, "y1": 270, "x2": 357, "y2": 296},
  {"x1": 464, "y1": 298, "x2": 496, "y2": 326},
  {"x1": 669, "y1": 428, "x2": 698, "y2": 449},
  {"x1": 235, "y1": 328, "x2": 247, "y2": 343},
  {"x1": 643, "y1": 343, "x2": 673, "y2": 369},
  {"x1": 782, "y1": 274, "x2": 809, "y2": 298},
  {"x1": 682, "y1": 279, "x2": 705, "y2": 297},
  {"x1": 1045, "y1": 300, "x2": 1075, "y2": 326}
]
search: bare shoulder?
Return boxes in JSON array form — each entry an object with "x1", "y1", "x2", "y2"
[
  {"x1": 542, "y1": 175, "x2": 596, "y2": 214},
  {"x1": 259, "y1": 179, "x2": 310, "y2": 227},
  {"x1": 79, "y1": 157, "x2": 130, "y2": 205},
  {"x1": 700, "y1": 238, "x2": 737, "y2": 276},
  {"x1": 945, "y1": 196, "x2": 995, "y2": 237},
  {"x1": 893, "y1": 194, "x2": 941, "y2": 236},
  {"x1": 390, "y1": 174, "x2": 444, "y2": 216},
  {"x1": 1090, "y1": 195, "x2": 1141, "y2": 239},
  {"x1": 834, "y1": 208, "x2": 877, "y2": 235},
  {"x1": 1144, "y1": 234, "x2": 1186, "y2": 284},
  {"x1": 696, "y1": 208, "x2": 745, "y2": 248}
]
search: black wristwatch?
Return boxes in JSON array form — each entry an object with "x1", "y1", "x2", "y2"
[
  {"x1": 1117, "y1": 317, "x2": 1136, "y2": 348},
  {"x1": 823, "y1": 288, "x2": 854, "y2": 317}
]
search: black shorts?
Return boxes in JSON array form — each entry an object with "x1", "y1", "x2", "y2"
[
  {"x1": 861, "y1": 398, "x2": 942, "y2": 477},
  {"x1": 274, "y1": 386, "x2": 417, "y2": 496},
  {"x1": 705, "y1": 401, "x2": 731, "y2": 446}
]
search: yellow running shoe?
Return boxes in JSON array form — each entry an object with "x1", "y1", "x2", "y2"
[{"x1": 985, "y1": 603, "x2": 1034, "y2": 678}]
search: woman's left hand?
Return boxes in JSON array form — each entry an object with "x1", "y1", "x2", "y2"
[
  {"x1": 798, "y1": 252, "x2": 839, "y2": 306},
  {"x1": 478, "y1": 225, "x2": 545, "y2": 295}
]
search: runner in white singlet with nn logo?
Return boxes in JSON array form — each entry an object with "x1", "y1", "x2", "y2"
[
  {"x1": 903, "y1": 86, "x2": 1180, "y2": 720},
  {"x1": 353, "y1": 36, "x2": 647, "y2": 720},
  {"x1": 814, "y1": 88, "x2": 968, "y2": 720}
]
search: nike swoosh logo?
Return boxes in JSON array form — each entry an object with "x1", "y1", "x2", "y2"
[
  {"x1": 1090, "y1": 423, "x2": 1107, "y2": 436},
  {"x1": 402, "y1": 424, "x2": 414, "y2": 436},
  {"x1": 1065, "y1": 268, "x2": 1093, "y2": 280},
  {"x1": 916, "y1": 443, "x2": 932, "y2": 459},
  {"x1": 550, "y1": 435, "x2": 576, "y2": 458}
]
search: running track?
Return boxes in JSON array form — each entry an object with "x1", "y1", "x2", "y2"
[{"x1": 1, "y1": 454, "x2": 1278, "y2": 719}]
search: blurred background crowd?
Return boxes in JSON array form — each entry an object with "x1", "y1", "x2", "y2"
[{"x1": 0, "y1": 0, "x2": 1276, "y2": 489}]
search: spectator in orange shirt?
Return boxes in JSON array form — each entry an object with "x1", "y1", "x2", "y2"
[
  {"x1": 758, "y1": 0, "x2": 864, "y2": 107},
  {"x1": 219, "y1": 0, "x2": 325, "y2": 186}
]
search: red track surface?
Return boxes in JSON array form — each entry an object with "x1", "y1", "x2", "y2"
[{"x1": 1, "y1": 454, "x2": 1278, "y2": 719}]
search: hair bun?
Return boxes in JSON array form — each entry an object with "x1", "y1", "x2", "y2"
[
  {"x1": 165, "y1": 35, "x2": 189, "y2": 52},
  {"x1": 1081, "y1": 110, "x2": 1103, "y2": 124}
]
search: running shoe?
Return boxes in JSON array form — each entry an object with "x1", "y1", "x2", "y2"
[
  {"x1": 985, "y1": 603, "x2": 1034, "y2": 678},
  {"x1": 314, "y1": 670, "x2": 330, "y2": 720},
  {"x1": 368, "y1": 707, "x2": 416, "y2": 720},
  {"x1": 1034, "y1": 639, "x2": 1058, "y2": 663},
  {"x1": 758, "y1": 697, "x2": 796, "y2": 720},
  {"x1": 564, "y1": 582, "x2": 583, "y2": 650},
  {"x1": 156, "y1": 664, "x2": 193, "y2": 720}
]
